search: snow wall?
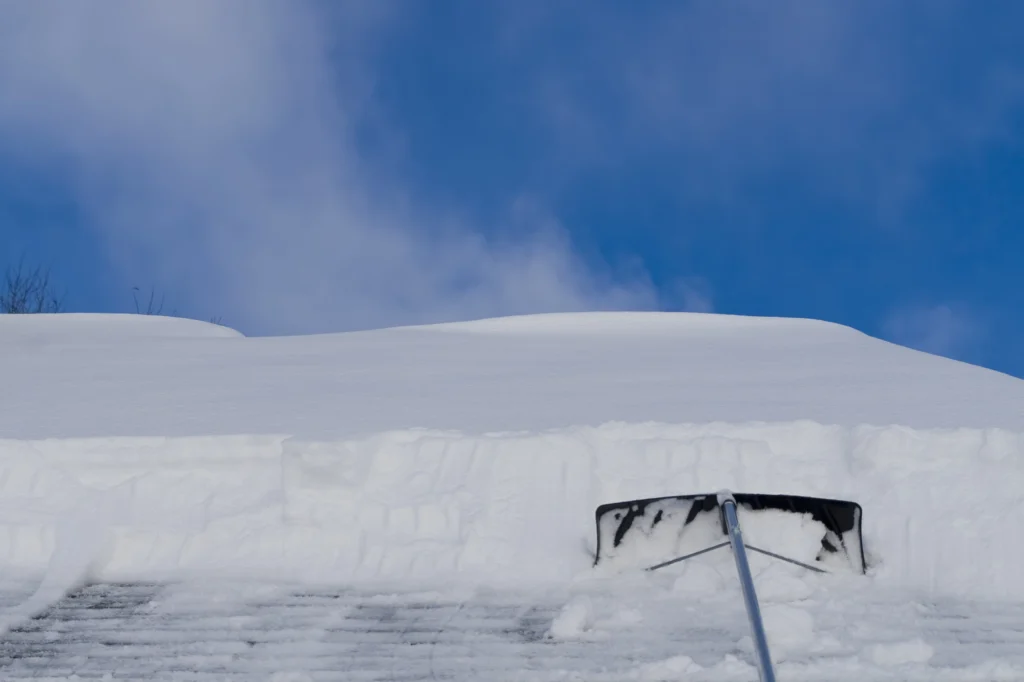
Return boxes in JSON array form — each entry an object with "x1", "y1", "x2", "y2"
[{"x1": 2, "y1": 421, "x2": 1023, "y2": 600}]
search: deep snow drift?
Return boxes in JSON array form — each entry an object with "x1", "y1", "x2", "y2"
[
  {"x1": 1, "y1": 312, "x2": 1023, "y2": 604},
  {"x1": 2, "y1": 311, "x2": 1022, "y2": 440}
]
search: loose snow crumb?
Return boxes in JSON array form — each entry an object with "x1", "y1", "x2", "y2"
[
  {"x1": 547, "y1": 596, "x2": 594, "y2": 639},
  {"x1": 867, "y1": 638, "x2": 934, "y2": 665},
  {"x1": 635, "y1": 655, "x2": 702, "y2": 679},
  {"x1": 710, "y1": 654, "x2": 757, "y2": 677}
]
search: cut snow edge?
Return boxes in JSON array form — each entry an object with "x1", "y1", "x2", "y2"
[{"x1": 1, "y1": 420, "x2": 1022, "y2": 602}]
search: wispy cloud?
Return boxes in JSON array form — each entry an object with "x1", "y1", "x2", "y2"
[
  {"x1": 0, "y1": 1, "x2": 657, "y2": 334},
  {"x1": 882, "y1": 303, "x2": 987, "y2": 361},
  {"x1": 667, "y1": 277, "x2": 715, "y2": 314}
]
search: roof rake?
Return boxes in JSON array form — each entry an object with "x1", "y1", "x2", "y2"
[{"x1": 593, "y1": 490, "x2": 865, "y2": 682}]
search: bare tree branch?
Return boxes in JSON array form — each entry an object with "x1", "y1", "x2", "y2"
[
  {"x1": 1, "y1": 258, "x2": 65, "y2": 314},
  {"x1": 132, "y1": 286, "x2": 166, "y2": 315}
]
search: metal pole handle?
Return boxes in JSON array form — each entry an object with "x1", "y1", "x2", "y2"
[{"x1": 718, "y1": 490, "x2": 776, "y2": 682}]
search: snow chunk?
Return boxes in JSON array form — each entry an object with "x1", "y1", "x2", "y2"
[
  {"x1": 547, "y1": 596, "x2": 595, "y2": 640},
  {"x1": 635, "y1": 655, "x2": 703, "y2": 679}
]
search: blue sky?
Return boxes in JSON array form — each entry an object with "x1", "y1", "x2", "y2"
[{"x1": 1, "y1": 1, "x2": 1023, "y2": 378}]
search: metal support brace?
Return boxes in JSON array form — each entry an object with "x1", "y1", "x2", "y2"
[
  {"x1": 718, "y1": 490, "x2": 776, "y2": 682},
  {"x1": 645, "y1": 541, "x2": 729, "y2": 572}
]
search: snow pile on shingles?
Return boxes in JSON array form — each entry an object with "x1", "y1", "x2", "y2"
[{"x1": 2, "y1": 421, "x2": 1023, "y2": 600}]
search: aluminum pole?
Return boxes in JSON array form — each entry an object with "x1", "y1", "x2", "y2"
[{"x1": 717, "y1": 490, "x2": 776, "y2": 682}]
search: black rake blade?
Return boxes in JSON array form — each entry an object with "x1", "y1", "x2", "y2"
[{"x1": 594, "y1": 492, "x2": 866, "y2": 574}]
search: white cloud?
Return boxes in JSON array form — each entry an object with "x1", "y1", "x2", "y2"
[
  {"x1": 882, "y1": 303, "x2": 986, "y2": 361},
  {"x1": 0, "y1": 1, "x2": 658, "y2": 334},
  {"x1": 667, "y1": 277, "x2": 715, "y2": 314}
]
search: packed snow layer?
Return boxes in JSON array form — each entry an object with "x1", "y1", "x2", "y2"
[
  {"x1": 3, "y1": 421, "x2": 1023, "y2": 601},
  {"x1": 2, "y1": 311, "x2": 1023, "y2": 440}
]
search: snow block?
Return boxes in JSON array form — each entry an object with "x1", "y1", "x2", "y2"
[{"x1": 0, "y1": 421, "x2": 1023, "y2": 600}]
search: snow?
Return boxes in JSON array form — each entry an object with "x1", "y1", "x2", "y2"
[
  {"x1": 868, "y1": 638, "x2": 935, "y2": 666},
  {"x1": 547, "y1": 595, "x2": 596, "y2": 639},
  {"x1": 2, "y1": 310, "x2": 1023, "y2": 440},
  {"x1": 2, "y1": 310, "x2": 1024, "y2": 677},
  {"x1": 1, "y1": 312, "x2": 242, "y2": 344},
  {"x1": 6, "y1": 579, "x2": 1021, "y2": 681},
  {"x1": 1, "y1": 421, "x2": 1022, "y2": 601},
  {"x1": 761, "y1": 603, "x2": 816, "y2": 656}
]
